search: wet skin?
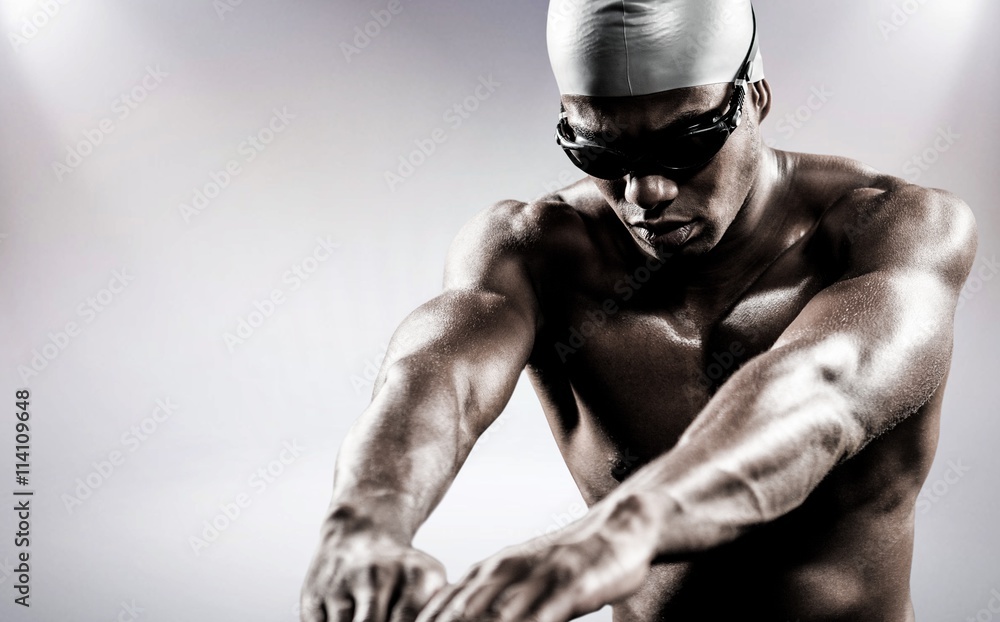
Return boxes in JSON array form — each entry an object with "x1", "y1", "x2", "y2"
[{"x1": 300, "y1": 81, "x2": 977, "y2": 622}]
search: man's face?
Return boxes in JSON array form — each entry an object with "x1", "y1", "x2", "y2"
[{"x1": 561, "y1": 83, "x2": 763, "y2": 261}]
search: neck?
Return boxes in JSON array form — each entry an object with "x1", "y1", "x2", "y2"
[{"x1": 674, "y1": 147, "x2": 789, "y2": 289}]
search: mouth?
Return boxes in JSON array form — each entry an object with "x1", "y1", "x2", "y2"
[{"x1": 632, "y1": 220, "x2": 698, "y2": 248}]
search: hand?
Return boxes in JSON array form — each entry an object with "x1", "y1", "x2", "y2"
[
  {"x1": 414, "y1": 497, "x2": 659, "y2": 622},
  {"x1": 301, "y1": 528, "x2": 447, "y2": 622}
]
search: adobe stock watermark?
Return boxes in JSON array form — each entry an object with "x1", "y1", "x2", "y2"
[
  {"x1": 350, "y1": 342, "x2": 391, "y2": 396},
  {"x1": 223, "y1": 236, "x2": 338, "y2": 352},
  {"x1": 966, "y1": 588, "x2": 1000, "y2": 622},
  {"x1": 349, "y1": 329, "x2": 422, "y2": 396},
  {"x1": 469, "y1": 412, "x2": 511, "y2": 456},
  {"x1": 519, "y1": 501, "x2": 589, "y2": 555},
  {"x1": 109, "y1": 600, "x2": 145, "y2": 622},
  {"x1": 52, "y1": 65, "x2": 169, "y2": 181},
  {"x1": 854, "y1": 458, "x2": 971, "y2": 576},
  {"x1": 878, "y1": 0, "x2": 933, "y2": 41},
  {"x1": 18, "y1": 269, "x2": 135, "y2": 383},
  {"x1": 0, "y1": 557, "x2": 15, "y2": 585},
  {"x1": 212, "y1": 0, "x2": 247, "y2": 21},
  {"x1": 546, "y1": 0, "x2": 586, "y2": 26},
  {"x1": 61, "y1": 398, "x2": 180, "y2": 514},
  {"x1": 340, "y1": 0, "x2": 405, "y2": 62},
  {"x1": 7, "y1": 0, "x2": 75, "y2": 53},
  {"x1": 916, "y1": 457, "x2": 971, "y2": 514},
  {"x1": 178, "y1": 107, "x2": 295, "y2": 223},
  {"x1": 765, "y1": 85, "x2": 833, "y2": 148},
  {"x1": 188, "y1": 440, "x2": 306, "y2": 556},
  {"x1": 555, "y1": 252, "x2": 668, "y2": 361},
  {"x1": 384, "y1": 74, "x2": 501, "y2": 192},
  {"x1": 901, "y1": 126, "x2": 959, "y2": 183}
]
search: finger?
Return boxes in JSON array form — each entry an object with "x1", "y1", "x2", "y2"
[
  {"x1": 325, "y1": 595, "x2": 356, "y2": 622},
  {"x1": 387, "y1": 565, "x2": 447, "y2": 622},
  {"x1": 300, "y1": 593, "x2": 328, "y2": 622},
  {"x1": 522, "y1": 593, "x2": 579, "y2": 622},
  {"x1": 352, "y1": 565, "x2": 401, "y2": 622},
  {"x1": 492, "y1": 577, "x2": 551, "y2": 622},
  {"x1": 449, "y1": 574, "x2": 520, "y2": 620},
  {"x1": 448, "y1": 555, "x2": 534, "y2": 620},
  {"x1": 494, "y1": 572, "x2": 578, "y2": 622},
  {"x1": 412, "y1": 578, "x2": 464, "y2": 622}
]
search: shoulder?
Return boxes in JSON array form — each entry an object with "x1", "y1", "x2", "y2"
[
  {"x1": 448, "y1": 198, "x2": 590, "y2": 259},
  {"x1": 448, "y1": 174, "x2": 617, "y2": 265},
  {"x1": 803, "y1": 157, "x2": 978, "y2": 286},
  {"x1": 444, "y1": 196, "x2": 596, "y2": 287}
]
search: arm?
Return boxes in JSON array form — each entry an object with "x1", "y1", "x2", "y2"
[
  {"x1": 301, "y1": 200, "x2": 542, "y2": 622},
  {"x1": 608, "y1": 184, "x2": 977, "y2": 556},
  {"x1": 416, "y1": 184, "x2": 977, "y2": 622}
]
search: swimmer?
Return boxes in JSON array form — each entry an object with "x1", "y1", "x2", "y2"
[{"x1": 301, "y1": 1, "x2": 978, "y2": 620}]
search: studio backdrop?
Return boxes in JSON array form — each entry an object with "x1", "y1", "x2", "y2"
[{"x1": 0, "y1": 1, "x2": 997, "y2": 620}]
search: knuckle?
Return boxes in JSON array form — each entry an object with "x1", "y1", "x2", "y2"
[
  {"x1": 464, "y1": 561, "x2": 484, "y2": 578},
  {"x1": 366, "y1": 561, "x2": 397, "y2": 586},
  {"x1": 298, "y1": 595, "x2": 326, "y2": 622},
  {"x1": 349, "y1": 560, "x2": 396, "y2": 588},
  {"x1": 407, "y1": 563, "x2": 446, "y2": 597},
  {"x1": 390, "y1": 601, "x2": 422, "y2": 622},
  {"x1": 492, "y1": 557, "x2": 518, "y2": 575},
  {"x1": 545, "y1": 562, "x2": 577, "y2": 588},
  {"x1": 423, "y1": 556, "x2": 447, "y2": 578},
  {"x1": 574, "y1": 569, "x2": 601, "y2": 597},
  {"x1": 327, "y1": 600, "x2": 354, "y2": 622},
  {"x1": 402, "y1": 562, "x2": 426, "y2": 584},
  {"x1": 307, "y1": 555, "x2": 343, "y2": 586}
]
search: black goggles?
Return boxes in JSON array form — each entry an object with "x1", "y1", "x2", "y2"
[{"x1": 554, "y1": 7, "x2": 758, "y2": 179}]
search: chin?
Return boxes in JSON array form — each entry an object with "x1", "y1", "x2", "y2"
[
  {"x1": 638, "y1": 244, "x2": 675, "y2": 263},
  {"x1": 679, "y1": 231, "x2": 722, "y2": 256},
  {"x1": 636, "y1": 237, "x2": 697, "y2": 262}
]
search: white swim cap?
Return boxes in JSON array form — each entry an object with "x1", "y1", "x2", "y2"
[{"x1": 547, "y1": 0, "x2": 764, "y2": 97}]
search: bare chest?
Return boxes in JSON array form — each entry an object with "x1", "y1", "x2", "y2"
[{"x1": 527, "y1": 232, "x2": 837, "y2": 493}]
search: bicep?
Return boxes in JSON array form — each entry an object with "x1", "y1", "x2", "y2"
[{"x1": 374, "y1": 201, "x2": 542, "y2": 432}]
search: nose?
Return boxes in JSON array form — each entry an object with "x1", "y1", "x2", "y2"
[{"x1": 624, "y1": 173, "x2": 679, "y2": 210}]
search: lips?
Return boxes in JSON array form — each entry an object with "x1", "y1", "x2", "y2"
[
  {"x1": 632, "y1": 220, "x2": 696, "y2": 247},
  {"x1": 655, "y1": 222, "x2": 696, "y2": 246}
]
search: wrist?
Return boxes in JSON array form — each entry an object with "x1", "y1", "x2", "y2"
[
  {"x1": 321, "y1": 493, "x2": 421, "y2": 544},
  {"x1": 592, "y1": 491, "x2": 664, "y2": 561}
]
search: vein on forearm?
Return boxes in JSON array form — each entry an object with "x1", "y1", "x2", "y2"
[
  {"x1": 329, "y1": 358, "x2": 471, "y2": 539},
  {"x1": 614, "y1": 342, "x2": 861, "y2": 556}
]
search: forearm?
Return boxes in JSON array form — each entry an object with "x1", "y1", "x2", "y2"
[
  {"x1": 599, "y1": 342, "x2": 863, "y2": 558},
  {"x1": 324, "y1": 359, "x2": 474, "y2": 543},
  {"x1": 324, "y1": 288, "x2": 535, "y2": 543}
]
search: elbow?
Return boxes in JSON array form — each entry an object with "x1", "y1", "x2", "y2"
[
  {"x1": 809, "y1": 355, "x2": 867, "y2": 461},
  {"x1": 766, "y1": 336, "x2": 866, "y2": 453},
  {"x1": 812, "y1": 410, "x2": 864, "y2": 466},
  {"x1": 369, "y1": 357, "x2": 465, "y2": 440},
  {"x1": 803, "y1": 336, "x2": 869, "y2": 456}
]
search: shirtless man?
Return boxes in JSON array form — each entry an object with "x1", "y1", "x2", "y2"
[{"x1": 301, "y1": 1, "x2": 977, "y2": 620}]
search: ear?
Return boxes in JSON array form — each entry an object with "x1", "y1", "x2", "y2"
[{"x1": 750, "y1": 78, "x2": 772, "y2": 123}]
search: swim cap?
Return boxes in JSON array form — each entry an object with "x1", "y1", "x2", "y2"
[{"x1": 547, "y1": 0, "x2": 764, "y2": 97}]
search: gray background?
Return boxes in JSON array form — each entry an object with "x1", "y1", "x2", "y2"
[{"x1": 0, "y1": 1, "x2": 997, "y2": 620}]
